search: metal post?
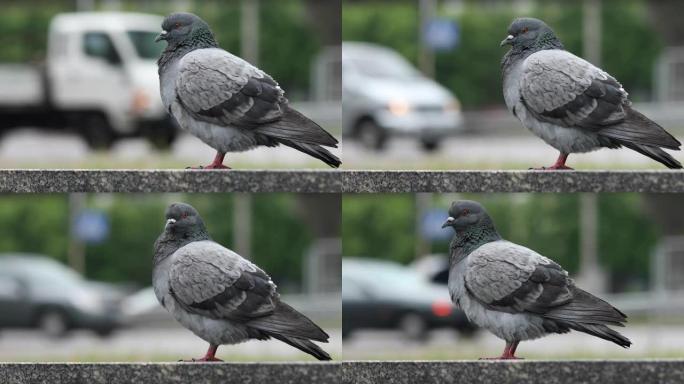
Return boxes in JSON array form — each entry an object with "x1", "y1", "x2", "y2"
[
  {"x1": 76, "y1": 0, "x2": 96, "y2": 11},
  {"x1": 68, "y1": 193, "x2": 86, "y2": 275},
  {"x1": 241, "y1": 0, "x2": 260, "y2": 66},
  {"x1": 418, "y1": 0, "x2": 436, "y2": 78},
  {"x1": 233, "y1": 193, "x2": 252, "y2": 259},
  {"x1": 414, "y1": 193, "x2": 431, "y2": 259},
  {"x1": 577, "y1": 193, "x2": 607, "y2": 293},
  {"x1": 583, "y1": 0, "x2": 602, "y2": 66}
]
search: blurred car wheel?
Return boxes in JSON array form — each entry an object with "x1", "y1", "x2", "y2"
[
  {"x1": 457, "y1": 323, "x2": 479, "y2": 338},
  {"x1": 80, "y1": 113, "x2": 116, "y2": 150},
  {"x1": 421, "y1": 139, "x2": 440, "y2": 152},
  {"x1": 357, "y1": 119, "x2": 387, "y2": 150},
  {"x1": 342, "y1": 326, "x2": 352, "y2": 340},
  {"x1": 38, "y1": 310, "x2": 69, "y2": 338},
  {"x1": 399, "y1": 312, "x2": 427, "y2": 341},
  {"x1": 94, "y1": 326, "x2": 116, "y2": 338}
]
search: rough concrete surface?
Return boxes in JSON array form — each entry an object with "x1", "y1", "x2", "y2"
[
  {"x1": 342, "y1": 170, "x2": 684, "y2": 193},
  {"x1": 0, "y1": 170, "x2": 342, "y2": 193},
  {"x1": 1, "y1": 362, "x2": 340, "y2": 384},
  {"x1": 341, "y1": 360, "x2": 684, "y2": 384},
  {"x1": 1, "y1": 170, "x2": 683, "y2": 193}
]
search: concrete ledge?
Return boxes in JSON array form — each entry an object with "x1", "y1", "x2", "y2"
[
  {"x1": 0, "y1": 170, "x2": 342, "y2": 193},
  {"x1": 2, "y1": 170, "x2": 684, "y2": 193},
  {"x1": 1, "y1": 362, "x2": 339, "y2": 384},
  {"x1": 341, "y1": 360, "x2": 684, "y2": 384},
  {"x1": 342, "y1": 170, "x2": 684, "y2": 192}
]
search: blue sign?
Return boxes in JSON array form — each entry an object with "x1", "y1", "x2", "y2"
[
  {"x1": 420, "y1": 209, "x2": 452, "y2": 242},
  {"x1": 74, "y1": 210, "x2": 109, "y2": 244},
  {"x1": 424, "y1": 19, "x2": 460, "y2": 51}
]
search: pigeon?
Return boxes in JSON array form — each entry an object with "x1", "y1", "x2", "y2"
[
  {"x1": 501, "y1": 17, "x2": 681, "y2": 169},
  {"x1": 153, "y1": 202, "x2": 331, "y2": 361},
  {"x1": 443, "y1": 200, "x2": 631, "y2": 359},
  {"x1": 155, "y1": 13, "x2": 341, "y2": 169}
]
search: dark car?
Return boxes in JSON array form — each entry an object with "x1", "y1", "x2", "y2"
[
  {"x1": 342, "y1": 257, "x2": 476, "y2": 341},
  {"x1": 0, "y1": 254, "x2": 123, "y2": 337}
]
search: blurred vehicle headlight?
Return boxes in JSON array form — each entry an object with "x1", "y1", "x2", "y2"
[
  {"x1": 431, "y1": 300, "x2": 453, "y2": 317},
  {"x1": 444, "y1": 98, "x2": 461, "y2": 113},
  {"x1": 387, "y1": 99, "x2": 411, "y2": 116},
  {"x1": 72, "y1": 291, "x2": 105, "y2": 314},
  {"x1": 131, "y1": 88, "x2": 151, "y2": 115}
]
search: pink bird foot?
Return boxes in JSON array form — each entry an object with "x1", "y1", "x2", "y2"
[
  {"x1": 530, "y1": 152, "x2": 573, "y2": 170},
  {"x1": 180, "y1": 344, "x2": 222, "y2": 362},
  {"x1": 186, "y1": 152, "x2": 231, "y2": 170},
  {"x1": 479, "y1": 341, "x2": 522, "y2": 360}
]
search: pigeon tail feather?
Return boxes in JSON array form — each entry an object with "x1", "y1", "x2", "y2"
[
  {"x1": 543, "y1": 286, "x2": 631, "y2": 347},
  {"x1": 562, "y1": 321, "x2": 631, "y2": 348},
  {"x1": 256, "y1": 106, "x2": 339, "y2": 148},
  {"x1": 278, "y1": 139, "x2": 341, "y2": 168},
  {"x1": 265, "y1": 332, "x2": 331, "y2": 360},
  {"x1": 545, "y1": 286, "x2": 627, "y2": 323},
  {"x1": 599, "y1": 106, "x2": 682, "y2": 151},
  {"x1": 618, "y1": 142, "x2": 682, "y2": 169},
  {"x1": 247, "y1": 301, "x2": 330, "y2": 342}
]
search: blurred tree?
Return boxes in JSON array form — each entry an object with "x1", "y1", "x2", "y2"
[
  {"x1": 0, "y1": 0, "x2": 322, "y2": 99},
  {"x1": 342, "y1": 193, "x2": 661, "y2": 293},
  {"x1": 647, "y1": 0, "x2": 684, "y2": 46},
  {"x1": 0, "y1": 194, "x2": 69, "y2": 263},
  {"x1": 0, "y1": 194, "x2": 317, "y2": 291},
  {"x1": 343, "y1": 0, "x2": 662, "y2": 107},
  {"x1": 342, "y1": 194, "x2": 416, "y2": 264},
  {"x1": 599, "y1": 194, "x2": 658, "y2": 291},
  {"x1": 304, "y1": 0, "x2": 341, "y2": 46}
]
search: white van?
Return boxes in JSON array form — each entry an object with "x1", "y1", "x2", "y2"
[{"x1": 0, "y1": 12, "x2": 175, "y2": 149}]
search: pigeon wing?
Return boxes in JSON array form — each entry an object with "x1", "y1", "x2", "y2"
[
  {"x1": 464, "y1": 241, "x2": 574, "y2": 315},
  {"x1": 520, "y1": 50, "x2": 628, "y2": 130},
  {"x1": 175, "y1": 48, "x2": 287, "y2": 128},
  {"x1": 168, "y1": 241, "x2": 278, "y2": 321}
]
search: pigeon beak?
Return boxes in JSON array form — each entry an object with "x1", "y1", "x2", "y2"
[
  {"x1": 155, "y1": 30, "x2": 168, "y2": 43},
  {"x1": 165, "y1": 218, "x2": 176, "y2": 228},
  {"x1": 441, "y1": 217, "x2": 455, "y2": 228},
  {"x1": 500, "y1": 35, "x2": 514, "y2": 47}
]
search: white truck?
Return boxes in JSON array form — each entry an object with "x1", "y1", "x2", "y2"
[{"x1": 0, "y1": 12, "x2": 176, "y2": 149}]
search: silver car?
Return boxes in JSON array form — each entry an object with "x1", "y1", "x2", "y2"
[{"x1": 342, "y1": 42, "x2": 464, "y2": 151}]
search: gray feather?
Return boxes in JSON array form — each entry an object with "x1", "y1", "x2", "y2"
[
  {"x1": 156, "y1": 13, "x2": 340, "y2": 167},
  {"x1": 502, "y1": 18, "x2": 680, "y2": 168}
]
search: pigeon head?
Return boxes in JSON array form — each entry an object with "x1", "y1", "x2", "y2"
[
  {"x1": 500, "y1": 17, "x2": 563, "y2": 51},
  {"x1": 442, "y1": 200, "x2": 494, "y2": 232},
  {"x1": 156, "y1": 12, "x2": 217, "y2": 50},
  {"x1": 163, "y1": 202, "x2": 208, "y2": 239}
]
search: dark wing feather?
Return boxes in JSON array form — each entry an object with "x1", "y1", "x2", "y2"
[
  {"x1": 465, "y1": 242, "x2": 573, "y2": 315},
  {"x1": 169, "y1": 241, "x2": 329, "y2": 342},
  {"x1": 520, "y1": 50, "x2": 628, "y2": 130},
  {"x1": 176, "y1": 49, "x2": 287, "y2": 128},
  {"x1": 168, "y1": 241, "x2": 278, "y2": 321},
  {"x1": 486, "y1": 261, "x2": 573, "y2": 314},
  {"x1": 465, "y1": 241, "x2": 630, "y2": 345}
]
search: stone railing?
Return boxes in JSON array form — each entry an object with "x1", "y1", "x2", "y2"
[
  {"x1": 1, "y1": 362, "x2": 339, "y2": 384},
  {"x1": 2, "y1": 170, "x2": 684, "y2": 193},
  {"x1": 4, "y1": 361, "x2": 684, "y2": 383},
  {"x1": 341, "y1": 360, "x2": 684, "y2": 384}
]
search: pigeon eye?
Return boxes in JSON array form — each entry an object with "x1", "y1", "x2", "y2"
[
  {"x1": 521, "y1": 27, "x2": 529, "y2": 34},
  {"x1": 462, "y1": 209, "x2": 469, "y2": 216},
  {"x1": 175, "y1": 22, "x2": 181, "y2": 28},
  {"x1": 180, "y1": 212, "x2": 188, "y2": 219}
]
